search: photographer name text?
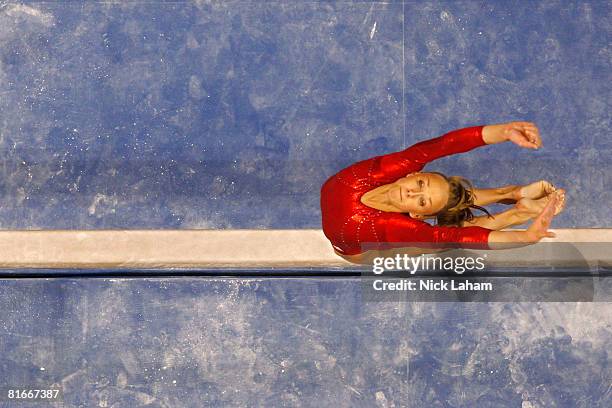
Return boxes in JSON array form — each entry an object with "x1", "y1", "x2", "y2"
[{"x1": 372, "y1": 278, "x2": 492, "y2": 291}]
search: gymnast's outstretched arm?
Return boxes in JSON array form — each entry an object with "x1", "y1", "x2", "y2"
[
  {"x1": 374, "y1": 121, "x2": 542, "y2": 183},
  {"x1": 336, "y1": 192, "x2": 564, "y2": 265}
]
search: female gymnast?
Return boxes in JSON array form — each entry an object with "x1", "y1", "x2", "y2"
[{"x1": 320, "y1": 121, "x2": 566, "y2": 263}]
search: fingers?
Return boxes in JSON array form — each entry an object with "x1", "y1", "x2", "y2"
[
  {"x1": 515, "y1": 121, "x2": 536, "y2": 127},
  {"x1": 512, "y1": 121, "x2": 542, "y2": 148},
  {"x1": 542, "y1": 191, "x2": 564, "y2": 238},
  {"x1": 523, "y1": 130, "x2": 541, "y2": 148},
  {"x1": 539, "y1": 192, "x2": 559, "y2": 224},
  {"x1": 527, "y1": 203, "x2": 556, "y2": 241},
  {"x1": 527, "y1": 190, "x2": 561, "y2": 240},
  {"x1": 524, "y1": 126, "x2": 542, "y2": 148},
  {"x1": 514, "y1": 136, "x2": 539, "y2": 149},
  {"x1": 554, "y1": 201, "x2": 565, "y2": 215}
]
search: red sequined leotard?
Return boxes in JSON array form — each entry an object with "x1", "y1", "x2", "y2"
[{"x1": 320, "y1": 125, "x2": 492, "y2": 255}]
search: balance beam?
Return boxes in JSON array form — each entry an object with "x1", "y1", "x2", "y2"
[{"x1": 0, "y1": 229, "x2": 610, "y2": 269}]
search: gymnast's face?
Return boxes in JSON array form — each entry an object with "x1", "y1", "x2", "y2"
[{"x1": 387, "y1": 172, "x2": 449, "y2": 217}]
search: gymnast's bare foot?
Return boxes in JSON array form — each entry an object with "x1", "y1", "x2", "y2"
[{"x1": 516, "y1": 188, "x2": 565, "y2": 216}]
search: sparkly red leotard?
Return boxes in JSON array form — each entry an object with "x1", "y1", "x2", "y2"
[{"x1": 320, "y1": 125, "x2": 492, "y2": 255}]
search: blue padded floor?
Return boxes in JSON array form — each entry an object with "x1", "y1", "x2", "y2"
[
  {"x1": 1, "y1": 277, "x2": 610, "y2": 407},
  {"x1": 0, "y1": 1, "x2": 609, "y2": 229}
]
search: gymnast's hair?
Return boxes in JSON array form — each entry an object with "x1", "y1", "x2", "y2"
[{"x1": 429, "y1": 172, "x2": 493, "y2": 227}]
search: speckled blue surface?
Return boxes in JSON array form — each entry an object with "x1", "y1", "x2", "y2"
[
  {"x1": 0, "y1": 278, "x2": 610, "y2": 407},
  {"x1": 0, "y1": 1, "x2": 610, "y2": 407},
  {"x1": 0, "y1": 0, "x2": 609, "y2": 228}
]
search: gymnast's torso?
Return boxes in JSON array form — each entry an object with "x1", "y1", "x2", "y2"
[{"x1": 320, "y1": 125, "x2": 492, "y2": 256}]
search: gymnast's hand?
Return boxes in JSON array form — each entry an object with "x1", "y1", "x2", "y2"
[
  {"x1": 503, "y1": 121, "x2": 542, "y2": 149},
  {"x1": 526, "y1": 190, "x2": 562, "y2": 241},
  {"x1": 482, "y1": 121, "x2": 542, "y2": 148}
]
